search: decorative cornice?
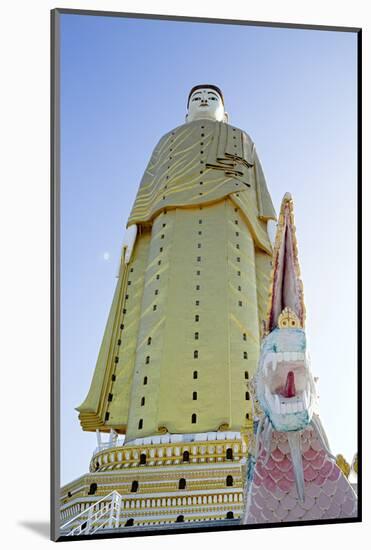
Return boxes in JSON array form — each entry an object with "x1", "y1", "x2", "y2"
[{"x1": 89, "y1": 437, "x2": 248, "y2": 473}]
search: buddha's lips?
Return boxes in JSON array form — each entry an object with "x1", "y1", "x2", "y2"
[{"x1": 281, "y1": 371, "x2": 296, "y2": 398}]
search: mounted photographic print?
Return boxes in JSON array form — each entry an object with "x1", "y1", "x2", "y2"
[{"x1": 51, "y1": 8, "x2": 361, "y2": 541}]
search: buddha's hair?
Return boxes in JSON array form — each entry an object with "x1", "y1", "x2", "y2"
[{"x1": 187, "y1": 84, "x2": 224, "y2": 107}]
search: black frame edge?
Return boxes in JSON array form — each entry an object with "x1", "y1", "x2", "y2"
[{"x1": 51, "y1": 7, "x2": 61, "y2": 543}]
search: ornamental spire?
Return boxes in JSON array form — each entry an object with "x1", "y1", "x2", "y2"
[{"x1": 265, "y1": 193, "x2": 306, "y2": 334}]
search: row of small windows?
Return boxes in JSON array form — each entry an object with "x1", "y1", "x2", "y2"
[
  {"x1": 140, "y1": 371, "x2": 246, "y2": 386},
  {"x1": 199, "y1": 140, "x2": 204, "y2": 191},
  {"x1": 123, "y1": 513, "x2": 234, "y2": 526},
  {"x1": 110, "y1": 380, "x2": 248, "y2": 410},
  {"x1": 140, "y1": 393, "x2": 198, "y2": 405},
  {"x1": 139, "y1": 413, "x2": 199, "y2": 429},
  {"x1": 128, "y1": 475, "x2": 234, "y2": 493},
  {"x1": 128, "y1": 448, "x2": 235, "y2": 471}
]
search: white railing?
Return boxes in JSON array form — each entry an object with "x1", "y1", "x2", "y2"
[
  {"x1": 60, "y1": 491, "x2": 122, "y2": 536},
  {"x1": 93, "y1": 440, "x2": 126, "y2": 455}
]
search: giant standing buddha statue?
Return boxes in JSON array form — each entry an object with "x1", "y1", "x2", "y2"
[{"x1": 60, "y1": 85, "x2": 277, "y2": 532}]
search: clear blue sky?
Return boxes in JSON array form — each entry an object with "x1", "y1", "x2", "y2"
[{"x1": 60, "y1": 13, "x2": 357, "y2": 485}]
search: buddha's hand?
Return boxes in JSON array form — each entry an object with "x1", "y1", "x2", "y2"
[{"x1": 123, "y1": 224, "x2": 137, "y2": 264}]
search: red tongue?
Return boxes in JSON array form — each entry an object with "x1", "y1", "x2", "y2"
[{"x1": 282, "y1": 371, "x2": 296, "y2": 398}]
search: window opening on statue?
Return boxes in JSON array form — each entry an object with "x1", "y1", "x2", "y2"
[
  {"x1": 226, "y1": 475, "x2": 233, "y2": 487},
  {"x1": 145, "y1": 356, "x2": 150, "y2": 364},
  {"x1": 141, "y1": 397, "x2": 145, "y2": 406},
  {"x1": 194, "y1": 350, "x2": 198, "y2": 359},
  {"x1": 178, "y1": 478, "x2": 186, "y2": 490},
  {"x1": 193, "y1": 371, "x2": 198, "y2": 379},
  {"x1": 226, "y1": 448, "x2": 233, "y2": 460},
  {"x1": 191, "y1": 413, "x2": 197, "y2": 424},
  {"x1": 108, "y1": 393, "x2": 113, "y2": 402},
  {"x1": 88, "y1": 483, "x2": 97, "y2": 495},
  {"x1": 193, "y1": 391, "x2": 197, "y2": 400},
  {"x1": 226, "y1": 511, "x2": 234, "y2": 519},
  {"x1": 246, "y1": 391, "x2": 250, "y2": 400},
  {"x1": 131, "y1": 481, "x2": 139, "y2": 493},
  {"x1": 244, "y1": 352, "x2": 248, "y2": 359},
  {"x1": 147, "y1": 337, "x2": 152, "y2": 345},
  {"x1": 195, "y1": 315, "x2": 199, "y2": 322},
  {"x1": 176, "y1": 515, "x2": 184, "y2": 523},
  {"x1": 125, "y1": 518, "x2": 134, "y2": 526},
  {"x1": 138, "y1": 419, "x2": 143, "y2": 429},
  {"x1": 183, "y1": 450, "x2": 190, "y2": 462},
  {"x1": 140, "y1": 453, "x2": 146, "y2": 465},
  {"x1": 143, "y1": 376, "x2": 148, "y2": 385}
]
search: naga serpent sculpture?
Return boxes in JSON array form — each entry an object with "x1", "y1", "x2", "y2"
[{"x1": 242, "y1": 194, "x2": 357, "y2": 524}]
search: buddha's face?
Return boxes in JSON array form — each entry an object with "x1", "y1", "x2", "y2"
[{"x1": 187, "y1": 88, "x2": 227, "y2": 122}]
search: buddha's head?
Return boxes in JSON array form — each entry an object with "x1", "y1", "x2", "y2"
[{"x1": 186, "y1": 84, "x2": 228, "y2": 123}]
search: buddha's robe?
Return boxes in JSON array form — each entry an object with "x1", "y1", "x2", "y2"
[{"x1": 77, "y1": 119, "x2": 276, "y2": 441}]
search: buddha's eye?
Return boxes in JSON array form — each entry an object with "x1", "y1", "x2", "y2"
[
  {"x1": 192, "y1": 97, "x2": 201, "y2": 101},
  {"x1": 210, "y1": 97, "x2": 217, "y2": 101}
]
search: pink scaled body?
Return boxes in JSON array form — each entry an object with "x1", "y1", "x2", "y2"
[{"x1": 243, "y1": 427, "x2": 357, "y2": 523}]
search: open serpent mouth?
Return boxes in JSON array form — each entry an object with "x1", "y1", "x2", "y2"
[{"x1": 262, "y1": 351, "x2": 311, "y2": 415}]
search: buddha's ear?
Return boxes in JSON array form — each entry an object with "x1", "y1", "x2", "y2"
[
  {"x1": 223, "y1": 112, "x2": 229, "y2": 123},
  {"x1": 185, "y1": 113, "x2": 189, "y2": 122}
]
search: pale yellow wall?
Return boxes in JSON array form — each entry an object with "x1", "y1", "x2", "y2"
[{"x1": 125, "y1": 200, "x2": 260, "y2": 440}]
